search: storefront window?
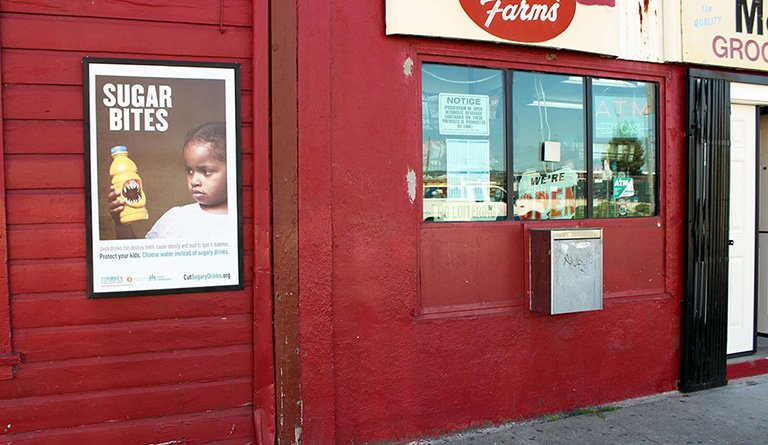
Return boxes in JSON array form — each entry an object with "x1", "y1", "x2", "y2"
[
  {"x1": 591, "y1": 79, "x2": 657, "y2": 217},
  {"x1": 513, "y1": 73, "x2": 586, "y2": 220},
  {"x1": 422, "y1": 64, "x2": 507, "y2": 222},
  {"x1": 421, "y1": 63, "x2": 658, "y2": 222}
]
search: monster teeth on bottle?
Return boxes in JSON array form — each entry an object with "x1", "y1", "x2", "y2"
[
  {"x1": 109, "y1": 145, "x2": 149, "y2": 223},
  {"x1": 122, "y1": 179, "x2": 143, "y2": 203}
]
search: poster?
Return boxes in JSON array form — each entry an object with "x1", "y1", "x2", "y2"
[
  {"x1": 84, "y1": 58, "x2": 243, "y2": 298},
  {"x1": 446, "y1": 139, "x2": 491, "y2": 199}
]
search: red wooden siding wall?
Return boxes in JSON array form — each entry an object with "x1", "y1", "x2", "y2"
[{"x1": 0, "y1": 2, "x2": 265, "y2": 443}]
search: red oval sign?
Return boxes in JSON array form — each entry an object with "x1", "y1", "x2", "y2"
[{"x1": 459, "y1": 0, "x2": 577, "y2": 43}]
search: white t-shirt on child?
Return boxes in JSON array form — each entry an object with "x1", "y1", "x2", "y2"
[{"x1": 145, "y1": 203, "x2": 229, "y2": 239}]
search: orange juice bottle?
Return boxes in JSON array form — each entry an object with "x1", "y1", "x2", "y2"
[{"x1": 109, "y1": 145, "x2": 148, "y2": 223}]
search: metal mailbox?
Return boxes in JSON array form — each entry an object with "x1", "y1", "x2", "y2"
[{"x1": 529, "y1": 228, "x2": 603, "y2": 315}]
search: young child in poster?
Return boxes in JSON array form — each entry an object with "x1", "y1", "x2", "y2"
[{"x1": 108, "y1": 122, "x2": 229, "y2": 239}]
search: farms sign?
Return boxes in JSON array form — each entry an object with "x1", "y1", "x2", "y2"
[
  {"x1": 458, "y1": 0, "x2": 577, "y2": 43},
  {"x1": 386, "y1": 0, "x2": 619, "y2": 56}
]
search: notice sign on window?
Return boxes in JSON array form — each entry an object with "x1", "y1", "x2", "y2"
[
  {"x1": 613, "y1": 177, "x2": 635, "y2": 199},
  {"x1": 439, "y1": 93, "x2": 490, "y2": 136},
  {"x1": 446, "y1": 139, "x2": 490, "y2": 199}
]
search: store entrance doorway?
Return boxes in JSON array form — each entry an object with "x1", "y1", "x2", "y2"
[
  {"x1": 728, "y1": 83, "x2": 768, "y2": 356},
  {"x1": 727, "y1": 103, "x2": 757, "y2": 355},
  {"x1": 758, "y1": 112, "x2": 768, "y2": 337},
  {"x1": 682, "y1": 72, "x2": 768, "y2": 391}
]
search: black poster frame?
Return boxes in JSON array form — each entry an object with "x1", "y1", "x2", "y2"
[{"x1": 83, "y1": 57, "x2": 244, "y2": 299}]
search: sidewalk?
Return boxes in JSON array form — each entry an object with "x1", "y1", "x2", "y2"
[{"x1": 410, "y1": 374, "x2": 768, "y2": 445}]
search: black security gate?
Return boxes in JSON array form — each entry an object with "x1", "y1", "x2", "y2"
[{"x1": 681, "y1": 72, "x2": 731, "y2": 392}]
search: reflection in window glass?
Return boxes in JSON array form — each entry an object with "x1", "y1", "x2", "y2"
[
  {"x1": 512, "y1": 73, "x2": 586, "y2": 220},
  {"x1": 592, "y1": 79, "x2": 656, "y2": 218},
  {"x1": 421, "y1": 64, "x2": 507, "y2": 222}
]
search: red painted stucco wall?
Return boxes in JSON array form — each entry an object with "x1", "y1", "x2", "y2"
[{"x1": 295, "y1": 2, "x2": 687, "y2": 443}]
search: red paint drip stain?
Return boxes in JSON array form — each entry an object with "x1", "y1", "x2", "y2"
[{"x1": 637, "y1": 0, "x2": 650, "y2": 33}]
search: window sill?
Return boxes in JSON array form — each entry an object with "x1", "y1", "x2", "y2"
[{"x1": 415, "y1": 301, "x2": 520, "y2": 320}]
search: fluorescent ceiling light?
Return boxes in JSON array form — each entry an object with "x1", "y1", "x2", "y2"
[
  {"x1": 561, "y1": 76, "x2": 638, "y2": 88},
  {"x1": 594, "y1": 79, "x2": 638, "y2": 88},
  {"x1": 560, "y1": 76, "x2": 584, "y2": 85},
  {"x1": 527, "y1": 100, "x2": 583, "y2": 110}
]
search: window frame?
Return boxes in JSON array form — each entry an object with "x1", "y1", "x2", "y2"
[
  {"x1": 420, "y1": 59, "x2": 661, "y2": 223},
  {"x1": 587, "y1": 75, "x2": 661, "y2": 220}
]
